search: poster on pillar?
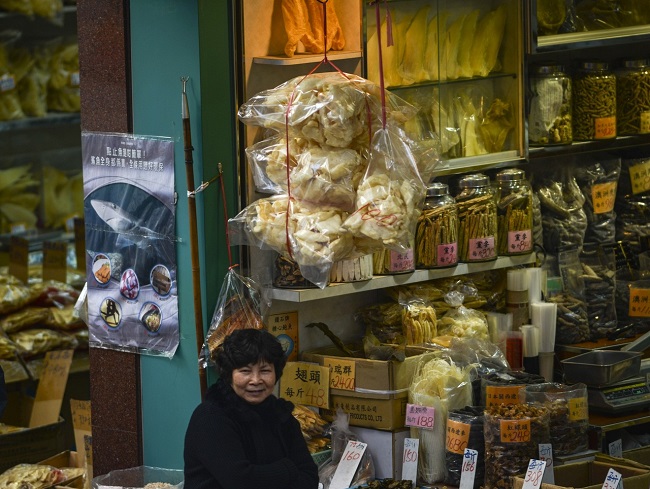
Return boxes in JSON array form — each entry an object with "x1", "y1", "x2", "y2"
[{"x1": 81, "y1": 132, "x2": 179, "y2": 358}]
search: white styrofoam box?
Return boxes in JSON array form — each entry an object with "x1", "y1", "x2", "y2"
[{"x1": 350, "y1": 426, "x2": 410, "y2": 480}]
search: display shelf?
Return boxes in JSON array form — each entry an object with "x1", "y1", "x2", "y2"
[
  {"x1": 528, "y1": 134, "x2": 650, "y2": 159},
  {"x1": 387, "y1": 72, "x2": 518, "y2": 92},
  {"x1": 536, "y1": 25, "x2": 650, "y2": 52},
  {"x1": 253, "y1": 50, "x2": 363, "y2": 66},
  {"x1": 433, "y1": 150, "x2": 523, "y2": 176},
  {"x1": 269, "y1": 253, "x2": 536, "y2": 302},
  {"x1": 0, "y1": 113, "x2": 80, "y2": 133}
]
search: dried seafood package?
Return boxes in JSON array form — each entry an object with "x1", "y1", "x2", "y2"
[
  {"x1": 9, "y1": 328, "x2": 78, "y2": 357},
  {"x1": 445, "y1": 406, "x2": 485, "y2": 489},
  {"x1": 47, "y1": 41, "x2": 80, "y2": 113},
  {"x1": 580, "y1": 244, "x2": 617, "y2": 340},
  {"x1": 551, "y1": 246, "x2": 590, "y2": 344},
  {"x1": 0, "y1": 33, "x2": 25, "y2": 121},
  {"x1": 201, "y1": 268, "x2": 268, "y2": 368},
  {"x1": 0, "y1": 464, "x2": 66, "y2": 489},
  {"x1": 437, "y1": 290, "x2": 489, "y2": 341},
  {"x1": 573, "y1": 157, "x2": 620, "y2": 246}
]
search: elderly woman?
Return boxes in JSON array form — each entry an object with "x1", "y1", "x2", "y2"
[{"x1": 184, "y1": 328, "x2": 318, "y2": 489}]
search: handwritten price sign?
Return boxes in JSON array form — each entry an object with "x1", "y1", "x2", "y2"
[
  {"x1": 459, "y1": 449, "x2": 479, "y2": 489},
  {"x1": 329, "y1": 441, "x2": 368, "y2": 489},
  {"x1": 405, "y1": 403, "x2": 435, "y2": 430},
  {"x1": 601, "y1": 468, "x2": 622, "y2": 489},
  {"x1": 324, "y1": 357, "x2": 355, "y2": 391},
  {"x1": 522, "y1": 459, "x2": 547, "y2": 489},
  {"x1": 500, "y1": 418, "x2": 531, "y2": 443},
  {"x1": 402, "y1": 438, "x2": 419, "y2": 485},
  {"x1": 609, "y1": 439, "x2": 623, "y2": 458},
  {"x1": 447, "y1": 419, "x2": 471, "y2": 455}
]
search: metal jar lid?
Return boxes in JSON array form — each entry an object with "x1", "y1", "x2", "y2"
[
  {"x1": 496, "y1": 168, "x2": 526, "y2": 182},
  {"x1": 532, "y1": 64, "x2": 565, "y2": 75},
  {"x1": 458, "y1": 173, "x2": 490, "y2": 188},
  {"x1": 426, "y1": 182, "x2": 449, "y2": 197},
  {"x1": 580, "y1": 60, "x2": 609, "y2": 71}
]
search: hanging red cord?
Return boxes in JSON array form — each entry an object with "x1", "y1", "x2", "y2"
[{"x1": 217, "y1": 164, "x2": 236, "y2": 270}]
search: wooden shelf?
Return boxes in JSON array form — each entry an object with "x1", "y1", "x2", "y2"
[
  {"x1": 270, "y1": 254, "x2": 536, "y2": 303},
  {"x1": 253, "y1": 50, "x2": 363, "y2": 66}
]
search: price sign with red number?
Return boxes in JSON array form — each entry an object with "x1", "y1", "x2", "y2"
[
  {"x1": 279, "y1": 362, "x2": 329, "y2": 408},
  {"x1": 500, "y1": 418, "x2": 531, "y2": 443},
  {"x1": 324, "y1": 357, "x2": 355, "y2": 391},
  {"x1": 460, "y1": 449, "x2": 479, "y2": 489},
  {"x1": 405, "y1": 403, "x2": 435, "y2": 430},
  {"x1": 329, "y1": 440, "x2": 368, "y2": 489},
  {"x1": 522, "y1": 459, "x2": 547, "y2": 489},
  {"x1": 402, "y1": 438, "x2": 419, "y2": 485},
  {"x1": 601, "y1": 468, "x2": 622, "y2": 489}
]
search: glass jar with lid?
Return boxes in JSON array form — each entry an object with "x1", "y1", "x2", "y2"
[
  {"x1": 616, "y1": 58, "x2": 650, "y2": 136},
  {"x1": 528, "y1": 64, "x2": 572, "y2": 146},
  {"x1": 415, "y1": 182, "x2": 458, "y2": 269},
  {"x1": 455, "y1": 174, "x2": 498, "y2": 262},
  {"x1": 495, "y1": 169, "x2": 534, "y2": 256},
  {"x1": 573, "y1": 61, "x2": 617, "y2": 141}
]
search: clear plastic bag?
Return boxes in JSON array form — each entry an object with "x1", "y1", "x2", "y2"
[
  {"x1": 437, "y1": 290, "x2": 489, "y2": 341},
  {"x1": 200, "y1": 268, "x2": 268, "y2": 368},
  {"x1": 581, "y1": 244, "x2": 617, "y2": 339},
  {"x1": 92, "y1": 466, "x2": 184, "y2": 489},
  {"x1": 445, "y1": 406, "x2": 485, "y2": 489},
  {"x1": 551, "y1": 246, "x2": 590, "y2": 344},
  {"x1": 615, "y1": 156, "x2": 650, "y2": 254},
  {"x1": 318, "y1": 408, "x2": 375, "y2": 489}
]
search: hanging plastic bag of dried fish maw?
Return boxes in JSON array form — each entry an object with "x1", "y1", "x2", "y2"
[
  {"x1": 47, "y1": 40, "x2": 80, "y2": 113},
  {"x1": 319, "y1": 408, "x2": 375, "y2": 489},
  {"x1": 200, "y1": 268, "x2": 269, "y2": 369},
  {"x1": 408, "y1": 353, "x2": 474, "y2": 484},
  {"x1": 0, "y1": 32, "x2": 25, "y2": 121},
  {"x1": 228, "y1": 195, "x2": 354, "y2": 288},
  {"x1": 16, "y1": 42, "x2": 52, "y2": 118},
  {"x1": 532, "y1": 161, "x2": 588, "y2": 254}
]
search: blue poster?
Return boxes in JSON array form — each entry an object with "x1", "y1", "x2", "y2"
[{"x1": 82, "y1": 132, "x2": 179, "y2": 357}]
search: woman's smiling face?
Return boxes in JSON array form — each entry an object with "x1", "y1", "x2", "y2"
[{"x1": 231, "y1": 360, "x2": 276, "y2": 404}]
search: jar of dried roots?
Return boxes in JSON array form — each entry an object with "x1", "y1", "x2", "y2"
[
  {"x1": 573, "y1": 61, "x2": 617, "y2": 141},
  {"x1": 455, "y1": 174, "x2": 498, "y2": 262},
  {"x1": 616, "y1": 58, "x2": 650, "y2": 136},
  {"x1": 496, "y1": 169, "x2": 534, "y2": 256},
  {"x1": 415, "y1": 183, "x2": 459, "y2": 268}
]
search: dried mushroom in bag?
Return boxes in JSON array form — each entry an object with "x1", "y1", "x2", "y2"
[{"x1": 201, "y1": 268, "x2": 269, "y2": 368}]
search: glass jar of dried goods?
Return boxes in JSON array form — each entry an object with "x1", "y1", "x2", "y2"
[
  {"x1": 415, "y1": 182, "x2": 459, "y2": 269},
  {"x1": 455, "y1": 174, "x2": 498, "y2": 262},
  {"x1": 616, "y1": 59, "x2": 650, "y2": 136},
  {"x1": 528, "y1": 64, "x2": 572, "y2": 146},
  {"x1": 573, "y1": 61, "x2": 617, "y2": 141},
  {"x1": 495, "y1": 169, "x2": 534, "y2": 256}
]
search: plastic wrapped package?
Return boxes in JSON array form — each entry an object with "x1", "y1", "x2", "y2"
[
  {"x1": 0, "y1": 33, "x2": 25, "y2": 121},
  {"x1": 200, "y1": 268, "x2": 268, "y2": 368},
  {"x1": 534, "y1": 164, "x2": 588, "y2": 254},
  {"x1": 0, "y1": 331, "x2": 23, "y2": 360},
  {"x1": 409, "y1": 354, "x2": 474, "y2": 484},
  {"x1": 580, "y1": 244, "x2": 617, "y2": 339},
  {"x1": 520, "y1": 382, "x2": 589, "y2": 456},
  {"x1": 45, "y1": 305, "x2": 85, "y2": 331},
  {"x1": 9, "y1": 328, "x2": 78, "y2": 357},
  {"x1": 0, "y1": 463, "x2": 69, "y2": 488},
  {"x1": 437, "y1": 291, "x2": 489, "y2": 341},
  {"x1": 16, "y1": 43, "x2": 51, "y2": 118},
  {"x1": 0, "y1": 277, "x2": 32, "y2": 316},
  {"x1": 318, "y1": 409, "x2": 375, "y2": 489},
  {"x1": 91, "y1": 466, "x2": 183, "y2": 489},
  {"x1": 574, "y1": 157, "x2": 620, "y2": 245},
  {"x1": 483, "y1": 403, "x2": 550, "y2": 489},
  {"x1": 0, "y1": 307, "x2": 53, "y2": 334},
  {"x1": 445, "y1": 406, "x2": 485, "y2": 489},
  {"x1": 29, "y1": 279, "x2": 79, "y2": 307},
  {"x1": 47, "y1": 41, "x2": 80, "y2": 113},
  {"x1": 480, "y1": 371, "x2": 546, "y2": 407},
  {"x1": 0, "y1": 164, "x2": 40, "y2": 233}
]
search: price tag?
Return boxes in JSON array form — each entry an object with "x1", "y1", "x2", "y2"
[
  {"x1": 279, "y1": 362, "x2": 329, "y2": 408},
  {"x1": 629, "y1": 159, "x2": 650, "y2": 195},
  {"x1": 43, "y1": 240, "x2": 68, "y2": 283},
  {"x1": 84, "y1": 435, "x2": 93, "y2": 489},
  {"x1": 324, "y1": 356, "x2": 355, "y2": 391},
  {"x1": 405, "y1": 403, "x2": 435, "y2": 430},
  {"x1": 640, "y1": 111, "x2": 650, "y2": 134},
  {"x1": 522, "y1": 459, "x2": 547, "y2": 489},
  {"x1": 592, "y1": 182, "x2": 617, "y2": 214},
  {"x1": 539, "y1": 443, "x2": 555, "y2": 485},
  {"x1": 602, "y1": 468, "x2": 623, "y2": 489},
  {"x1": 30, "y1": 349, "x2": 74, "y2": 428},
  {"x1": 500, "y1": 418, "x2": 531, "y2": 443},
  {"x1": 401, "y1": 438, "x2": 419, "y2": 486},
  {"x1": 446, "y1": 419, "x2": 471, "y2": 455},
  {"x1": 71, "y1": 399, "x2": 92, "y2": 468},
  {"x1": 609, "y1": 439, "x2": 623, "y2": 458},
  {"x1": 486, "y1": 385, "x2": 523, "y2": 406},
  {"x1": 329, "y1": 441, "x2": 368, "y2": 489},
  {"x1": 460, "y1": 448, "x2": 479, "y2": 489},
  {"x1": 629, "y1": 287, "x2": 650, "y2": 318},
  {"x1": 569, "y1": 397, "x2": 589, "y2": 421},
  {"x1": 595, "y1": 116, "x2": 617, "y2": 139},
  {"x1": 468, "y1": 236, "x2": 496, "y2": 261}
]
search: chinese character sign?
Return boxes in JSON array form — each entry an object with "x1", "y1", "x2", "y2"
[
  {"x1": 82, "y1": 132, "x2": 179, "y2": 357},
  {"x1": 280, "y1": 361, "x2": 329, "y2": 408}
]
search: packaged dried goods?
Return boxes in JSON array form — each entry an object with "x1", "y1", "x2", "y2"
[
  {"x1": 0, "y1": 34, "x2": 25, "y2": 121},
  {"x1": 617, "y1": 59, "x2": 650, "y2": 136},
  {"x1": 520, "y1": 382, "x2": 589, "y2": 456},
  {"x1": 437, "y1": 290, "x2": 489, "y2": 342},
  {"x1": 573, "y1": 61, "x2": 616, "y2": 141},
  {"x1": 528, "y1": 64, "x2": 572, "y2": 145},
  {"x1": 372, "y1": 245, "x2": 414, "y2": 275},
  {"x1": 47, "y1": 41, "x2": 80, "y2": 113},
  {"x1": 273, "y1": 255, "x2": 318, "y2": 289},
  {"x1": 0, "y1": 165, "x2": 39, "y2": 234},
  {"x1": 292, "y1": 404, "x2": 330, "y2": 454},
  {"x1": 537, "y1": 0, "x2": 568, "y2": 35},
  {"x1": 480, "y1": 370, "x2": 546, "y2": 407},
  {"x1": 415, "y1": 182, "x2": 458, "y2": 268},
  {"x1": 330, "y1": 254, "x2": 373, "y2": 283},
  {"x1": 496, "y1": 169, "x2": 534, "y2": 256},
  {"x1": 17, "y1": 43, "x2": 51, "y2": 118},
  {"x1": 456, "y1": 174, "x2": 497, "y2": 262},
  {"x1": 0, "y1": 307, "x2": 52, "y2": 334},
  {"x1": 0, "y1": 332, "x2": 22, "y2": 360},
  {"x1": 445, "y1": 406, "x2": 485, "y2": 489},
  {"x1": 552, "y1": 246, "x2": 590, "y2": 344},
  {"x1": 32, "y1": 0, "x2": 63, "y2": 21},
  {"x1": 9, "y1": 328, "x2": 78, "y2": 357},
  {"x1": 0, "y1": 463, "x2": 67, "y2": 489},
  {"x1": 483, "y1": 403, "x2": 550, "y2": 489},
  {"x1": 615, "y1": 156, "x2": 650, "y2": 253},
  {"x1": 580, "y1": 244, "x2": 617, "y2": 340}
]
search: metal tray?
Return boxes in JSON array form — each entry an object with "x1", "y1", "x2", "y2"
[{"x1": 561, "y1": 350, "x2": 642, "y2": 387}]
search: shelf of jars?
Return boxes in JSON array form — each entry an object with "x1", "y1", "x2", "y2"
[
  {"x1": 529, "y1": 134, "x2": 650, "y2": 160},
  {"x1": 535, "y1": 25, "x2": 650, "y2": 52},
  {"x1": 268, "y1": 253, "x2": 536, "y2": 302}
]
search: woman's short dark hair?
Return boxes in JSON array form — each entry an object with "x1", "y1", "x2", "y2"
[{"x1": 215, "y1": 328, "x2": 287, "y2": 382}]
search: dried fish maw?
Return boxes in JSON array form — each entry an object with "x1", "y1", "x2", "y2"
[
  {"x1": 282, "y1": 0, "x2": 320, "y2": 57},
  {"x1": 398, "y1": 5, "x2": 430, "y2": 85},
  {"x1": 440, "y1": 13, "x2": 467, "y2": 81},
  {"x1": 471, "y1": 5, "x2": 508, "y2": 77},
  {"x1": 423, "y1": 12, "x2": 447, "y2": 81},
  {"x1": 479, "y1": 98, "x2": 513, "y2": 153},
  {"x1": 367, "y1": 10, "x2": 406, "y2": 87},
  {"x1": 456, "y1": 10, "x2": 479, "y2": 78}
]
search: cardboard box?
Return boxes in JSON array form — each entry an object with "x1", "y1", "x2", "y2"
[
  {"x1": 320, "y1": 391, "x2": 408, "y2": 430},
  {"x1": 623, "y1": 446, "x2": 650, "y2": 467},
  {"x1": 0, "y1": 416, "x2": 66, "y2": 472},
  {"x1": 39, "y1": 451, "x2": 85, "y2": 488},
  {"x1": 350, "y1": 426, "x2": 410, "y2": 479},
  {"x1": 513, "y1": 460, "x2": 650, "y2": 489},
  {"x1": 301, "y1": 347, "x2": 424, "y2": 393}
]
